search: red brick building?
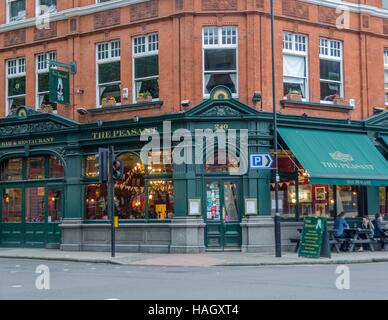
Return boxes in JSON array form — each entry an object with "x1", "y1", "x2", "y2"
[
  {"x1": 0, "y1": 1, "x2": 388, "y2": 252},
  {"x1": 0, "y1": 0, "x2": 387, "y2": 122}
]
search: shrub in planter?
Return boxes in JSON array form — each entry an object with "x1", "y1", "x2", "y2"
[{"x1": 137, "y1": 91, "x2": 152, "y2": 102}]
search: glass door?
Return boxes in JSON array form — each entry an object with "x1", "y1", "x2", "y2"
[
  {"x1": 205, "y1": 180, "x2": 241, "y2": 250},
  {"x1": 24, "y1": 187, "x2": 46, "y2": 247}
]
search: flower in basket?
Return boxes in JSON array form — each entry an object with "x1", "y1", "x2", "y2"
[{"x1": 101, "y1": 96, "x2": 117, "y2": 106}]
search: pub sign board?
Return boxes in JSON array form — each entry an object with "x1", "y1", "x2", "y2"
[
  {"x1": 49, "y1": 69, "x2": 70, "y2": 105},
  {"x1": 298, "y1": 216, "x2": 331, "y2": 259}
]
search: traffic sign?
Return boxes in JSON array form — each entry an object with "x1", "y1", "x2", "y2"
[{"x1": 250, "y1": 154, "x2": 274, "y2": 169}]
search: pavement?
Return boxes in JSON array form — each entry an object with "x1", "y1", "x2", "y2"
[{"x1": 1, "y1": 248, "x2": 388, "y2": 267}]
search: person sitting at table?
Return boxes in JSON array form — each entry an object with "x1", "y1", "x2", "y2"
[
  {"x1": 334, "y1": 212, "x2": 350, "y2": 251},
  {"x1": 372, "y1": 213, "x2": 388, "y2": 250},
  {"x1": 357, "y1": 215, "x2": 374, "y2": 252}
]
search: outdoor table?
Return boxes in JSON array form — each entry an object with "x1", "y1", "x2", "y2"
[{"x1": 344, "y1": 228, "x2": 375, "y2": 252}]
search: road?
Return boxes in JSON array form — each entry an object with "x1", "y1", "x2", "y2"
[{"x1": 0, "y1": 258, "x2": 387, "y2": 300}]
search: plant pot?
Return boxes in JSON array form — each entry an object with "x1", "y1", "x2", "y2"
[
  {"x1": 137, "y1": 96, "x2": 152, "y2": 103},
  {"x1": 286, "y1": 93, "x2": 303, "y2": 101},
  {"x1": 39, "y1": 107, "x2": 53, "y2": 113},
  {"x1": 102, "y1": 100, "x2": 116, "y2": 107}
]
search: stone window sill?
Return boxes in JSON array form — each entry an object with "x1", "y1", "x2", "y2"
[
  {"x1": 87, "y1": 100, "x2": 163, "y2": 114},
  {"x1": 280, "y1": 99, "x2": 354, "y2": 112}
]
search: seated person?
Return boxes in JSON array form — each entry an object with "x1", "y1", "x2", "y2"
[
  {"x1": 372, "y1": 213, "x2": 388, "y2": 237},
  {"x1": 334, "y1": 212, "x2": 350, "y2": 251},
  {"x1": 334, "y1": 212, "x2": 349, "y2": 238},
  {"x1": 357, "y1": 215, "x2": 374, "y2": 251}
]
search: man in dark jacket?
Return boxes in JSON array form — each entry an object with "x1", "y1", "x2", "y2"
[{"x1": 372, "y1": 213, "x2": 388, "y2": 250}]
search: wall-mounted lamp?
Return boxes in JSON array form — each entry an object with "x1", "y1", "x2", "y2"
[
  {"x1": 181, "y1": 100, "x2": 190, "y2": 108},
  {"x1": 77, "y1": 108, "x2": 88, "y2": 115},
  {"x1": 252, "y1": 91, "x2": 262, "y2": 103}
]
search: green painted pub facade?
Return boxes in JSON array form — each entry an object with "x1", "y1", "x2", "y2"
[{"x1": 1, "y1": 92, "x2": 388, "y2": 252}]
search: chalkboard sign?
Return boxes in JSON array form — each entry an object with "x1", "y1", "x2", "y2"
[{"x1": 299, "y1": 216, "x2": 331, "y2": 259}]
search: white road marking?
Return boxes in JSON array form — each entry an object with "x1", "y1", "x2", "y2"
[
  {"x1": 106, "y1": 298, "x2": 120, "y2": 300},
  {"x1": 15, "y1": 265, "x2": 20, "y2": 268},
  {"x1": 11, "y1": 285, "x2": 22, "y2": 288},
  {"x1": 90, "y1": 267, "x2": 96, "y2": 270},
  {"x1": 63, "y1": 269, "x2": 69, "y2": 272}
]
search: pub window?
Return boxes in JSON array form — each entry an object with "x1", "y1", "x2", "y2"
[
  {"x1": 96, "y1": 40, "x2": 121, "y2": 107},
  {"x1": 379, "y1": 187, "x2": 388, "y2": 215},
  {"x1": 148, "y1": 180, "x2": 174, "y2": 220},
  {"x1": 205, "y1": 150, "x2": 239, "y2": 173},
  {"x1": 319, "y1": 38, "x2": 343, "y2": 102},
  {"x1": 0, "y1": 158, "x2": 23, "y2": 181},
  {"x1": 283, "y1": 32, "x2": 309, "y2": 100},
  {"x1": 384, "y1": 0, "x2": 388, "y2": 9},
  {"x1": 84, "y1": 155, "x2": 99, "y2": 178},
  {"x1": 26, "y1": 187, "x2": 45, "y2": 223},
  {"x1": 36, "y1": 51, "x2": 57, "y2": 111},
  {"x1": 147, "y1": 150, "x2": 173, "y2": 174},
  {"x1": 2, "y1": 188, "x2": 22, "y2": 223},
  {"x1": 132, "y1": 33, "x2": 159, "y2": 103},
  {"x1": 85, "y1": 184, "x2": 108, "y2": 220},
  {"x1": 6, "y1": 57, "x2": 26, "y2": 115},
  {"x1": 49, "y1": 156, "x2": 65, "y2": 178},
  {"x1": 36, "y1": 0, "x2": 57, "y2": 16},
  {"x1": 7, "y1": 0, "x2": 26, "y2": 23},
  {"x1": 84, "y1": 152, "x2": 174, "y2": 220},
  {"x1": 384, "y1": 49, "x2": 388, "y2": 105},
  {"x1": 27, "y1": 157, "x2": 45, "y2": 180},
  {"x1": 203, "y1": 26, "x2": 238, "y2": 98}
]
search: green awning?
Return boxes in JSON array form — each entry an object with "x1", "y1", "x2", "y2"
[
  {"x1": 278, "y1": 127, "x2": 388, "y2": 186},
  {"x1": 382, "y1": 135, "x2": 388, "y2": 148}
]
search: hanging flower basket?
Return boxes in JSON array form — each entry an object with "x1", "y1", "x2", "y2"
[{"x1": 39, "y1": 104, "x2": 54, "y2": 113}]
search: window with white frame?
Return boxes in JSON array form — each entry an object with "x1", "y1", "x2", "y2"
[
  {"x1": 6, "y1": 58, "x2": 26, "y2": 115},
  {"x1": 202, "y1": 26, "x2": 238, "y2": 97},
  {"x1": 96, "y1": 40, "x2": 121, "y2": 107},
  {"x1": 132, "y1": 33, "x2": 159, "y2": 102},
  {"x1": 384, "y1": 49, "x2": 388, "y2": 105},
  {"x1": 283, "y1": 32, "x2": 309, "y2": 100},
  {"x1": 36, "y1": 0, "x2": 57, "y2": 16},
  {"x1": 7, "y1": 0, "x2": 26, "y2": 22},
  {"x1": 384, "y1": 0, "x2": 388, "y2": 10},
  {"x1": 36, "y1": 51, "x2": 57, "y2": 109},
  {"x1": 319, "y1": 38, "x2": 343, "y2": 102}
]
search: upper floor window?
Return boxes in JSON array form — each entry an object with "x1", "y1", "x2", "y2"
[
  {"x1": 319, "y1": 38, "x2": 343, "y2": 102},
  {"x1": 36, "y1": 51, "x2": 57, "y2": 110},
  {"x1": 283, "y1": 32, "x2": 309, "y2": 100},
  {"x1": 133, "y1": 33, "x2": 159, "y2": 103},
  {"x1": 96, "y1": 40, "x2": 121, "y2": 107},
  {"x1": 383, "y1": 0, "x2": 388, "y2": 10},
  {"x1": 384, "y1": 49, "x2": 388, "y2": 105},
  {"x1": 203, "y1": 26, "x2": 238, "y2": 98},
  {"x1": 36, "y1": 0, "x2": 57, "y2": 16},
  {"x1": 7, "y1": 0, "x2": 26, "y2": 23},
  {"x1": 6, "y1": 57, "x2": 26, "y2": 115}
]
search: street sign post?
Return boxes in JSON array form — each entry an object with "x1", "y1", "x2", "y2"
[{"x1": 250, "y1": 154, "x2": 274, "y2": 169}]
